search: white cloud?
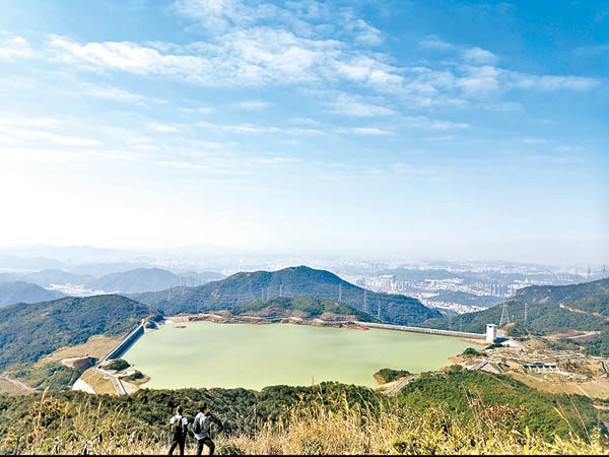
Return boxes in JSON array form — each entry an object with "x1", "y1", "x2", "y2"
[
  {"x1": 49, "y1": 36, "x2": 214, "y2": 83},
  {"x1": 340, "y1": 127, "x2": 390, "y2": 136},
  {"x1": 404, "y1": 116, "x2": 469, "y2": 131},
  {"x1": 82, "y1": 84, "x2": 164, "y2": 104},
  {"x1": 0, "y1": 35, "x2": 34, "y2": 60},
  {"x1": 326, "y1": 93, "x2": 395, "y2": 117},
  {"x1": 463, "y1": 46, "x2": 497, "y2": 65},
  {"x1": 457, "y1": 65, "x2": 501, "y2": 96},
  {"x1": 345, "y1": 17, "x2": 383, "y2": 46},
  {"x1": 48, "y1": 29, "x2": 404, "y2": 94},
  {"x1": 419, "y1": 35, "x2": 455, "y2": 51},
  {"x1": 233, "y1": 99, "x2": 270, "y2": 110},
  {"x1": 506, "y1": 72, "x2": 599, "y2": 91},
  {"x1": 147, "y1": 122, "x2": 180, "y2": 133}
]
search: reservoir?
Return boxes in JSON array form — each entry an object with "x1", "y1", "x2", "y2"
[{"x1": 124, "y1": 321, "x2": 479, "y2": 390}]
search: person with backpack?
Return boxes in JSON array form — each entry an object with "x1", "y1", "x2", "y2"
[
  {"x1": 192, "y1": 403, "x2": 215, "y2": 456},
  {"x1": 168, "y1": 406, "x2": 188, "y2": 456}
]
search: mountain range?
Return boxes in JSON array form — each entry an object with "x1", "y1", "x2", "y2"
[{"x1": 133, "y1": 265, "x2": 441, "y2": 325}]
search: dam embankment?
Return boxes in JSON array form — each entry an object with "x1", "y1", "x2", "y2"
[
  {"x1": 353, "y1": 321, "x2": 486, "y2": 341},
  {"x1": 101, "y1": 322, "x2": 145, "y2": 362}
]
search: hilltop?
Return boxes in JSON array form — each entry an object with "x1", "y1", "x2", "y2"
[
  {"x1": 0, "y1": 281, "x2": 65, "y2": 308},
  {"x1": 86, "y1": 267, "x2": 184, "y2": 294},
  {"x1": 134, "y1": 265, "x2": 441, "y2": 325}
]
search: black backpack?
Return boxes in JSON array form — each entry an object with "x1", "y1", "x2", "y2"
[
  {"x1": 193, "y1": 415, "x2": 202, "y2": 434},
  {"x1": 172, "y1": 415, "x2": 184, "y2": 436}
]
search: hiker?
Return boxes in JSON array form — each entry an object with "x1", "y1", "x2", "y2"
[
  {"x1": 193, "y1": 403, "x2": 215, "y2": 456},
  {"x1": 168, "y1": 406, "x2": 188, "y2": 456}
]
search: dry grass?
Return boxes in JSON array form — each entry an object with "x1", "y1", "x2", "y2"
[
  {"x1": 34, "y1": 335, "x2": 121, "y2": 367},
  {"x1": 0, "y1": 376, "x2": 34, "y2": 395},
  {"x1": 2, "y1": 390, "x2": 608, "y2": 455},
  {"x1": 221, "y1": 396, "x2": 608, "y2": 455}
]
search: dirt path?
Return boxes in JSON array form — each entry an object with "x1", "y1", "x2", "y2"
[
  {"x1": 559, "y1": 304, "x2": 608, "y2": 319},
  {"x1": 1, "y1": 374, "x2": 36, "y2": 393}
]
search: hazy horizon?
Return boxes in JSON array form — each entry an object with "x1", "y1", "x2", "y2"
[{"x1": 0, "y1": 1, "x2": 607, "y2": 266}]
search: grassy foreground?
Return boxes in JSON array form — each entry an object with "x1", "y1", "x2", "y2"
[{"x1": 1, "y1": 388, "x2": 608, "y2": 455}]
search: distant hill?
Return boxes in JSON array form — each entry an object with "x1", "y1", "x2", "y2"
[
  {"x1": 87, "y1": 268, "x2": 185, "y2": 294},
  {"x1": 231, "y1": 296, "x2": 379, "y2": 322},
  {"x1": 422, "y1": 277, "x2": 609, "y2": 335},
  {"x1": 0, "y1": 281, "x2": 65, "y2": 308},
  {"x1": 134, "y1": 265, "x2": 441, "y2": 325},
  {"x1": 0, "y1": 295, "x2": 153, "y2": 370},
  {"x1": 428, "y1": 291, "x2": 504, "y2": 309},
  {"x1": 22, "y1": 269, "x2": 94, "y2": 288}
]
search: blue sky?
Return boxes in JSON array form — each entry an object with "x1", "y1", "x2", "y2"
[{"x1": 0, "y1": 0, "x2": 607, "y2": 265}]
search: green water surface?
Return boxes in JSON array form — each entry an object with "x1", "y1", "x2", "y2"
[{"x1": 124, "y1": 321, "x2": 478, "y2": 390}]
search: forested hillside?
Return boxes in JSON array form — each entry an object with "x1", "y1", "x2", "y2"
[
  {"x1": 134, "y1": 266, "x2": 440, "y2": 325},
  {"x1": 0, "y1": 295, "x2": 152, "y2": 370},
  {"x1": 423, "y1": 278, "x2": 609, "y2": 335},
  {"x1": 231, "y1": 296, "x2": 379, "y2": 322}
]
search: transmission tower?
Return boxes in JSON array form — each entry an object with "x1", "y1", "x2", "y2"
[
  {"x1": 376, "y1": 299, "x2": 381, "y2": 321},
  {"x1": 587, "y1": 265, "x2": 592, "y2": 281},
  {"x1": 338, "y1": 283, "x2": 342, "y2": 302},
  {"x1": 523, "y1": 302, "x2": 528, "y2": 325},
  {"x1": 279, "y1": 284, "x2": 283, "y2": 297},
  {"x1": 363, "y1": 289, "x2": 368, "y2": 314},
  {"x1": 603, "y1": 264, "x2": 607, "y2": 278},
  {"x1": 499, "y1": 302, "x2": 510, "y2": 326}
]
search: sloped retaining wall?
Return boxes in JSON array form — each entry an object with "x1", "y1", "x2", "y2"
[{"x1": 101, "y1": 322, "x2": 145, "y2": 362}]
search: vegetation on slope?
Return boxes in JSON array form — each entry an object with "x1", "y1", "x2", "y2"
[
  {"x1": 423, "y1": 278, "x2": 609, "y2": 337},
  {"x1": 134, "y1": 266, "x2": 440, "y2": 325},
  {"x1": 12, "y1": 361, "x2": 94, "y2": 392},
  {"x1": 0, "y1": 295, "x2": 152, "y2": 370},
  {"x1": 398, "y1": 368, "x2": 605, "y2": 441},
  {"x1": 0, "y1": 373, "x2": 607, "y2": 455},
  {"x1": 231, "y1": 296, "x2": 379, "y2": 322},
  {"x1": 374, "y1": 368, "x2": 412, "y2": 383}
]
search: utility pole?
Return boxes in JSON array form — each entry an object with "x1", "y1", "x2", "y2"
[{"x1": 499, "y1": 302, "x2": 510, "y2": 326}]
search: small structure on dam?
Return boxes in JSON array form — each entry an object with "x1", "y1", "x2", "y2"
[{"x1": 486, "y1": 324, "x2": 498, "y2": 343}]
